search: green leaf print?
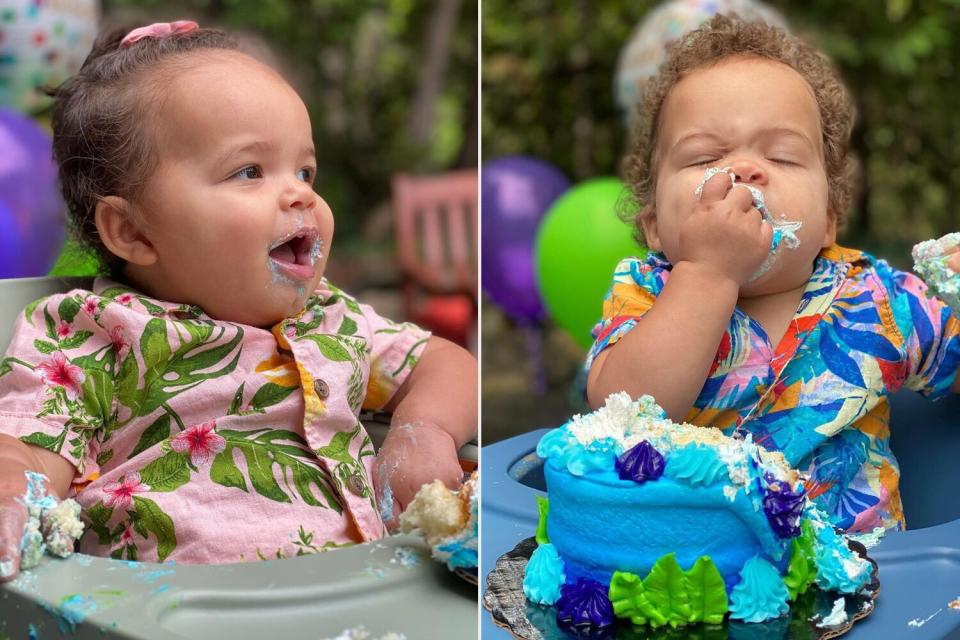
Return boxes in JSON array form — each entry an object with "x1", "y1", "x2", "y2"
[
  {"x1": 326, "y1": 283, "x2": 362, "y2": 314},
  {"x1": 249, "y1": 382, "x2": 298, "y2": 412},
  {"x1": 227, "y1": 382, "x2": 245, "y2": 415},
  {"x1": 316, "y1": 423, "x2": 361, "y2": 464},
  {"x1": 33, "y1": 339, "x2": 57, "y2": 354},
  {"x1": 87, "y1": 502, "x2": 116, "y2": 545},
  {"x1": 337, "y1": 316, "x2": 358, "y2": 336},
  {"x1": 303, "y1": 334, "x2": 353, "y2": 362},
  {"x1": 43, "y1": 306, "x2": 57, "y2": 340},
  {"x1": 60, "y1": 330, "x2": 94, "y2": 350},
  {"x1": 20, "y1": 431, "x2": 65, "y2": 452},
  {"x1": 130, "y1": 414, "x2": 172, "y2": 457},
  {"x1": 58, "y1": 296, "x2": 81, "y2": 324},
  {"x1": 81, "y1": 369, "x2": 114, "y2": 426},
  {"x1": 139, "y1": 451, "x2": 191, "y2": 492},
  {"x1": 212, "y1": 429, "x2": 343, "y2": 513},
  {"x1": 24, "y1": 297, "x2": 44, "y2": 325},
  {"x1": 71, "y1": 345, "x2": 116, "y2": 375},
  {"x1": 97, "y1": 449, "x2": 114, "y2": 466},
  {"x1": 120, "y1": 319, "x2": 243, "y2": 418},
  {"x1": 131, "y1": 496, "x2": 177, "y2": 562}
]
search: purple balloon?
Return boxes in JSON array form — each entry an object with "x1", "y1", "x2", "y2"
[
  {"x1": 481, "y1": 156, "x2": 570, "y2": 323},
  {"x1": 0, "y1": 107, "x2": 65, "y2": 277},
  {"x1": 0, "y1": 201, "x2": 25, "y2": 276}
]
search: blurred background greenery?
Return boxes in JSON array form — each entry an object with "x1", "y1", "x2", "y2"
[{"x1": 481, "y1": 0, "x2": 960, "y2": 441}]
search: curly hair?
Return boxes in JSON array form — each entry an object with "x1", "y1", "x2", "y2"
[
  {"x1": 623, "y1": 13, "x2": 857, "y2": 243},
  {"x1": 49, "y1": 25, "x2": 239, "y2": 275}
]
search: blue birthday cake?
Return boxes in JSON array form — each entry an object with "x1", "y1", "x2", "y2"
[{"x1": 523, "y1": 393, "x2": 874, "y2": 629}]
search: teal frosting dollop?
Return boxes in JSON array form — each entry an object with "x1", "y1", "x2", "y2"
[
  {"x1": 664, "y1": 444, "x2": 730, "y2": 487},
  {"x1": 523, "y1": 543, "x2": 566, "y2": 605},
  {"x1": 728, "y1": 556, "x2": 790, "y2": 623},
  {"x1": 813, "y1": 523, "x2": 873, "y2": 594},
  {"x1": 536, "y1": 426, "x2": 621, "y2": 476}
]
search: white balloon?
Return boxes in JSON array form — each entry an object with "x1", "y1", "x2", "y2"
[{"x1": 615, "y1": 0, "x2": 788, "y2": 127}]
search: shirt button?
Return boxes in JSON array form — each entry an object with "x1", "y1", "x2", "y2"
[
  {"x1": 314, "y1": 378, "x2": 330, "y2": 399},
  {"x1": 347, "y1": 473, "x2": 365, "y2": 496}
]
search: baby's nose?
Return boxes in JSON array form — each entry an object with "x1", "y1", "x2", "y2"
[{"x1": 730, "y1": 160, "x2": 767, "y2": 186}]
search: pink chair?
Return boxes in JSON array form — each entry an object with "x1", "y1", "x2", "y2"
[{"x1": 391, "y1": 170, "x2": 477, "y2": 349}]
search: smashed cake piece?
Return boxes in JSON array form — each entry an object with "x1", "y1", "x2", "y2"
[{"x1": 399, "y1": 472, "x2": 477, "y2": 571}]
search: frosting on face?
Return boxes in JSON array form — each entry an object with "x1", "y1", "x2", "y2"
[{"x1": 694, "y1": 166, "x2": 804, "y2": 281}]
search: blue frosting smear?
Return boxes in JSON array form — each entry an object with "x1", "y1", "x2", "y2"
[
  {"x1": 523, "y1": 543, "x2": 566, "y2": 605},
  {"x1": 664, "y1": 444, "x2": 729, "y2": 487},
  {"x1": 537, "y1": 425, "x2": 622, "y2": 476},
  {"x1": 728, "y1": 556, "x2": 790, "y2": 623},
  {"x1": 814, "y1": 523, "x2": 873, "y2": 593}
]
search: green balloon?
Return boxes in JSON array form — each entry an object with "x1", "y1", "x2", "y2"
[{"x1": 535, "y1": 177, "x2": 647, "y2": 350}]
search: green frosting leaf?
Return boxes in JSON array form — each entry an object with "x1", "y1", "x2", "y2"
[
  {"x1": 608, "y1": 571, "x2": 656, "y2": 625},
  {"x1": 643, "y1": 552, "x2": 693, "y2": 628},
  {"x1": 784, "y1": 520, "x2": 818, "y2": 600},
  {"x1": 535, "y1": 496, "x2": 549, "y2": 544},
  {"x1": 685, "y1": 556, "x2": 728, "y2": 624}
]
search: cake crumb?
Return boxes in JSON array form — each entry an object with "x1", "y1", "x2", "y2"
[{"x1": 948, "y1": 597, "x2": 960, "y2": 610}]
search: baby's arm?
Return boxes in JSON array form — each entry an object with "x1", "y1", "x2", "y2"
[
  {"x1": 0, "y1": 435, "x2": 74, "y2": 581},
  {"x1": 373, "y1": 336, "x2": 477, "y2": 525},
  {"x1": 587, "y1": 263, "x2": 740, "y2": 420},
  {"x1": 587, "y1": 173, "x2": 771, "y2": 420}
]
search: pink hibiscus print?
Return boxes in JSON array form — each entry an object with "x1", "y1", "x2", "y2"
[
  {"x1": 170, "y1": 420, "x2": 227, "y2": 467},
  {"x1": 109, "y1": 326, "x2": 129, "y2": 360},
  {"x1": 36, "y1": 352, "x2": 85, "y2": 400},
  {"x1": 82, "y1": 299, "x2": 99, "y2": 316},
  {"x1": 115, "y1": 293, "x2": 135, "y2": 306},
  {"x1": 119, "y1": 523, "x2": 135, "y2": 545},
  {"x1": 56, "y1": 321, "x2": 71, "y2": 338},
  {"x1": 103, "y1": 473, "x2": 150, "y2": 510}
]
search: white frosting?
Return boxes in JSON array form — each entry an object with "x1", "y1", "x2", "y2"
[
  {"x1": 819, "y1": 598, "x2": 848, "y2": 627},
  {"x1": 566, "y1": 393, "x2": 796, "y2": 487}
]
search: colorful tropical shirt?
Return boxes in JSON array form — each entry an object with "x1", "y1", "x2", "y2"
[
  {"x1": 0, "y1": 278, "x2": 429, "y2": 563},
  {"x1": 587, "y1": 244, "x2": 960, "y2": 532}
]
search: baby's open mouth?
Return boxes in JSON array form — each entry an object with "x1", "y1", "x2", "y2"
[{"x1": 268, "y1": 228, "x2": 321, "y2": 281}]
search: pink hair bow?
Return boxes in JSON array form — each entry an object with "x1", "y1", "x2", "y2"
[{"x1": 119, "y1": 20, "x2": 199, "y2": 48}]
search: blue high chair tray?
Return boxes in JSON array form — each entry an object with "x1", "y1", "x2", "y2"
[{"x1": 482, "y1": 390, "x2": 960, "y2": 640}]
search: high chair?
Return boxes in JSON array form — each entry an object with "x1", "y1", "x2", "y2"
[
  {"x1": 0, "y1": 275, "x2": 477, "y2": 639},
  {"x1": 391, "y1": 170, "x2": 477, "y2": 351}
]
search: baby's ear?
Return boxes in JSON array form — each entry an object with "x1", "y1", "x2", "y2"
[
  {"x1": 638, "y1": 205, "x2": 661, "y2": 251},
  {"x1": 94, "y1": 196, "x2": 158, "y2": 266},
  {"x1": 822, "y1": 209, "x2": 838, "y2": 248}
]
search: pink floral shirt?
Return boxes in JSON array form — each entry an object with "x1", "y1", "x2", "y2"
[{"x1": 0, "y1": 278, "x2": 429, "y2": 563}]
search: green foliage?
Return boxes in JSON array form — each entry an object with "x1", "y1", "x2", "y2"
[
  {"x1": 482, "y1": 1, "x2": 960, "y2": 263},
  {"x1": 102, "y1": 0, "x2": 477, "y2": 242}
]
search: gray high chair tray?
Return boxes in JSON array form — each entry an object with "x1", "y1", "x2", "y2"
[
  {"x1": 0, "y1": 277, "x2": 478, "y2": 638},
  {"x1": 1, "y1": 534, "x2": 476, "y2": 639}
]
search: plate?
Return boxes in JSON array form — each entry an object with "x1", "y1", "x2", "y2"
[{"x1": 483, "y1": 537, "x2": 879, "y2": 640}]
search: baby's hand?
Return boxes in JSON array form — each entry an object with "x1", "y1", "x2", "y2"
[
  {"x1": 947, "y1": 247, "x2": 960, "y2": 273},
  {"x1": 0, "y1": 491, "x2": 28, "y2": 582},
  {"x1": 677, "y1": 170, "x2": 773, "y2": 286},
  {"x1": 373, "y1": 421, "x2": 462, "y2": 532}
]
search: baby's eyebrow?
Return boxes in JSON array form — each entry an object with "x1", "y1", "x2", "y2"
[
  {"x1": 671, "y1": 127, "x2": 817, "y2": 152},
  {"x1": 212, "y1": 140, "x2": 316, "y2": 167}
]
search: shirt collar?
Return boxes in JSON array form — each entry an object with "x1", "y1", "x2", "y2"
[
  {"x1": 644, "y1": 243, "x2": 868, "y2": 273},
  {"x1": 92, "y1": 277, "x2": 208, "y2": 320}
]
